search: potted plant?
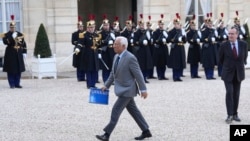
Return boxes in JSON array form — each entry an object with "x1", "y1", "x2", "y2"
[
  {"x1": 243, "y1": 23, "x2": 250, "y2": 68},
  {"x1": 31, "y1": 23, "x2": 57, "y2": 79}
]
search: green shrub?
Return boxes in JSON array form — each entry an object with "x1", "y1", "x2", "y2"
[{"x1": 34, "y1": 23, "x2": 52, "y2": 58}]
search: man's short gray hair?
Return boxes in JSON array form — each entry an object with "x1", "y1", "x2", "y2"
[{"x1": 116, "y1": 36, "x2": 128, "y2": 49}]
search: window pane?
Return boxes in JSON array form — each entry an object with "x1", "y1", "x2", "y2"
[
  {"x1": 0, "y1": 23, "x2": 2, "y2": 33},
  {"x1": 0, "y1": 3, "x2": 2, "y2": 20},
  {"x1": 198, "y1": 0, "x2": 203, "y2": 15},
  {"x1": 5, "y1": 1, "x2": 21, "y2": 32},
  {"x1": 5, "y1": 2, "x2": 20, "y2": 21},
  {"x1": 198, "y1": 16, "x2": 204, "y2": 28},
  {"x1": 188, "y1": 0, "x2": 195, "y2": 15}
]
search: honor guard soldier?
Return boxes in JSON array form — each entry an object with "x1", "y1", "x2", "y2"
[
  {"x1": 2, "y1": 15, "x2": 27, "y2": 88},
  {"x1": 217, "y1": 13, "x2": 228, "y2": 76},
  {"x1": 186, "y1": 14, "x2": 202, "y2": 78},
  {"x1": 75, "y1": 14, "x2": 101, "y2": 89},
  {"x1": 234, "y1": 11, "x2": 248, "y2": 40},
  {"x1": 200, "y1": 13, "x2": 210, "y2": 30},
  {"x1": 168, "y1": 13, "x2": 187, "y2": 82},
  {"x1": 112, "y1": 16, "x2": 121, "y2": 37},
  {"x1": 200, "y1": 13, "x2": 218, "y2": 80},
  {"x1": 133, "y1": 14, "x2": 153, "y2": 83},
  {"x1": 71, "y1": 16, "x2": 86, "y2": 81},
  {"x1": 99, "y1": 14, "x2": 115, "y2": 82},
  {"x1": 152, "y1": 14, "x2": 169, "y2": 80},
  {"x1": 121, "y1": 15, "x2": 134, "y2": 53},
  {"x1": 146, "y1": 15, "x2": 156, "y2": 79}
]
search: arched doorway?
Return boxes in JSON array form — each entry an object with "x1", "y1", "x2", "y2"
[{"x1": 77, "y1": 0, "x2": 137, "y2": 29}]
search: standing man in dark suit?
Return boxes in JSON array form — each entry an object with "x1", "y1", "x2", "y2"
[
  {"x1": 71, "y1": 16, "x2": 86, "y2": 81},
  {"x1": 96, "y1": 36, "x2": 152, "y2": 141},
  {"x1": 219, "y1": 26, "x2": 248, "y2": 124},
  {"x1": 2, "y1": 15, "x2": 27, "y2": 89}
]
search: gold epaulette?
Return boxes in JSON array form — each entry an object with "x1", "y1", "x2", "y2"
[
  {"x1": 0, "y1": 33, "x2": 5, "y2": 38},
  {"x1": 79, "y1": 31, "x2": 86, "y2": 39}
]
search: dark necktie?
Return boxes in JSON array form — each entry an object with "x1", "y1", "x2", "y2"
[
  {"x1": 114, "y1": 56, "x2": 120, "y2": 73},
  {"x1": 232, "y1": 43, "x2": 237, "y2": 58}
]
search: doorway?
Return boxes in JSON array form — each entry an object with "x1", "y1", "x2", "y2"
[{"x1": 77, "y1": 0, "x2": 137, "y2": 29}]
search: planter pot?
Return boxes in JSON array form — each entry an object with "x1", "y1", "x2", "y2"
[
  {"x1": 246, "y1": 51, "x2": 250, "y2": 69},
  {"x1": 31, "y1": 54, "x2": 57, "y2": 79}
]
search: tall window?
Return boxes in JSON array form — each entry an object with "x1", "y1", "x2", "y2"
[
  {"x1": 185, "y1": 0, "x2": 211, "y2": 29},
  {"x1": 0, "y1": 0, "x2": 21, "y2": 43}
]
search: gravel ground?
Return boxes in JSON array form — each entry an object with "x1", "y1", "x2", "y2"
[{"x1": 0, "y1": 69, "x2": 250, "y2": 141}]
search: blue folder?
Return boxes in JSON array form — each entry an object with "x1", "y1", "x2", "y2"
[{"x1": 89, "y1": 88, "x2": 109, "y2": 105}]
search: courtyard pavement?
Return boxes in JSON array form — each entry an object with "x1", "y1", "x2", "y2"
[{"x1": 0, "y1": 69, "x2": 250, "y2": 141}]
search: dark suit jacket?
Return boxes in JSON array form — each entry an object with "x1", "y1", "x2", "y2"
[
  {"x1": 105, "y1": 50, "x2": 146, "y2": 97},
  {"x1": 219, "y1": 40, "x2": 248, "y2": 82}
]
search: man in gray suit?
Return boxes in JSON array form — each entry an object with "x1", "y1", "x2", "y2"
[
  {"x1": 96, "y1": 36, "x2": 152, "y2": 141},
  {"x1": 219, "y1": 26, "x2": 248, "y2": 124}
]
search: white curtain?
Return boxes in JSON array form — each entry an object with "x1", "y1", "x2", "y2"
[
  {"x1": 200, "y1": 0, "x2": 211, "y2": 16},
  {"x1": 185, "y1": 0, "x2": 193, "y2": 15}
]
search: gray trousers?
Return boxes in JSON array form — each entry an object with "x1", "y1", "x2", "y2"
[{"x1": 104, "y1": 96, "x2": 149, "y2": 134}]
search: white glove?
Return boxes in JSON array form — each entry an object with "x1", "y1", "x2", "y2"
[
  {"x1": 12, "y1": 32, "x2": 17, "y2": 39},
  {"x1": 131, "y1": 33, "x2": 134, "y2": 38},
  {"x1": 143, "y1": 40, "x2": 148, "y2": 45},
  {"x1": 239, "y1": 35, "x2": 243, "y2": 39},
  {"x1": 23, "y1": 53, "x2": 27, "y2": 58},
  {"x1": 130, "y1": 39, "x2": 133, "y2": 44},
  {"x1": 108, "y1": 40, "x2": 113, "y2": 45},
  {"x1": 162, "y1": 38, "x2": 166, "y2": 43},
  {"x1": 178, "y1": 37, "x2": 182, "y2": 42},
  {"x1": 211, "y1": 37, "x2": 215, "y2": 42},
  {"x1": 151, "y1": 38, "x2": 153, "y2": 44},
  {"x1": 196, "y1": 39, "x2": 200, "y2": 43},
  {"x1": 74, "y1": 48, "x2": 80, "y2": 53},
  {"x1": 98, "y1": 54, "x2": 102, "y2": 59},
  {"x1": 181, "y1": 28, "x2": 186, "y2": 36},
  {"x1": 223, "y1": 35, "x2": 227, "y2": 39}
]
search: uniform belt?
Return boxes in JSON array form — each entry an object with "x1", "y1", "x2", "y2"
[{"x1": 177, "y1": 43, "x2": 184, "y2": 46}]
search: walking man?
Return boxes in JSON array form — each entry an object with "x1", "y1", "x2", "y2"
[
  {"x1": 219, "y1": 26, "x2": 248, "y2": 124},
  {"x1": 96, "y1": 36, "x2": 152, "y2": 140}
]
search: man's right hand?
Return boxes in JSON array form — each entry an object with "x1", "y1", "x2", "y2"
[
  {"x1": 12, "y1": 32, "x2": 17, "y2": 39},
  {"x1": 141, "y1": 92, "x2": 148, "y2": 99},
  {"x1": 74, "y1": 48, "x2": 80, "y2": 54},
  {"x1": 101, "y1": 86, "x2": 107, "y2": 91}
]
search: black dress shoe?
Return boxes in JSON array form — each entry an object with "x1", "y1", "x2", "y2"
[
  {"x1": 195, "y1": 76, "x2": 201, "y2": 78},
  {"x1": 148, "y1": 76, "x2": 156, "y2": 79},
  {"x1": 174, "y1": 78, "x2": 182, "y2": 82},
  {"x1": 233, "y1": 115, "x2": 241, "y2": 122},
  {"x1": 159, "y1": 77, "x2": 168, "y2": 80},
  {"x1": 145, "y1": 80, "x2": 149, "y2": 83},
  {"x1": 96, "y1": 134, "x2": 109, "y2": 141},
  {"x1": 15, "y1": 85, "x2": 22, "y2": 88},
  {"x1": 135, "y1": 130, "x2": 152, "y2": 140},
  {"x1": 207, "y1": 77, "x2": 216, "y2": 80},
  {"x1": 225, "y1": 115, "x2": 233, "y2": 124},
  {"x1": 10, "y1": 86, "x2": 15, "y2": 89}
]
